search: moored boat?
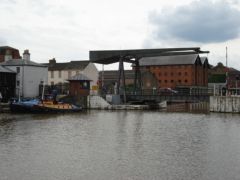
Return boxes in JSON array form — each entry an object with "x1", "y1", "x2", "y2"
[{"x1": 10, "y1": 98, "x2": 82, "y2": 113}]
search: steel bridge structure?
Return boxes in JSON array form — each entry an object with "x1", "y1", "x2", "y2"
[{"x1": 89, "y1": 48, "x2": 209, "y2": 103}]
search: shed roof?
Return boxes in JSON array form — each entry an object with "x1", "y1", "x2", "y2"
[
  {"x1": 0, "y1": 65, "x2": 16, "y2": 73},
  {"x1": 0, "y1": 59, "x2": 47, "y2": 67},
  {"x1": 68, "y1": 73, "x2": 92, "y2": 81},
  {"x1": 139, "y1": 54, "x2": 200, "y2": 66}
]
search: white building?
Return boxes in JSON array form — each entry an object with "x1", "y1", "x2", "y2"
[
  {"x1": 1, "y1": 50, "x2": 48, "y2": 98},
  {"x1": 45, "y1": 58, "x2": 98, "y2": 89}
]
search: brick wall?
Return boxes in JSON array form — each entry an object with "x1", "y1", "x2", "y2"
[
  {"x1": 147, "y1": 64, "x2": 205, "y2": 88},
  {"x1": 0, "y1": 48, "x2": 21, "y2": 62}
]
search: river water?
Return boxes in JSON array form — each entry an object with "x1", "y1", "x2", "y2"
[{"x1": 0, "y1": 111, "x2": 240, "y2": 180}]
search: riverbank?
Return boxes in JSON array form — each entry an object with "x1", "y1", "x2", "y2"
[{"x1": 2, "y1": 95, "x2": 240, "y2": 113}]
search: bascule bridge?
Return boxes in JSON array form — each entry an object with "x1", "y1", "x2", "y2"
[{"x1": 90, "y1": 48, "x2": 209, "y2": 103}]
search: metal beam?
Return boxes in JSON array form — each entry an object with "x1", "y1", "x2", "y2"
[{"x1": 89, "y1": 47, "x2": 209, "y2": 65}]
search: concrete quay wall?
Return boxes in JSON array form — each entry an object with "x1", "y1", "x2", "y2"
[
  {"x1": 87, "y1": 95, "x2": 151, "y2": 110},
  {"x1": 210, "y1": 96, "x2": 240, "y2": 113}
]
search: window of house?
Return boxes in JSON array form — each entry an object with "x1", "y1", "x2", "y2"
[
  {"x1": 51, "y1": 71, "x2": 54, "y2": 78},
  {"x1": 51, "y1": 81, "x2": 54, "y2": 86},
  {"x1": 68, "y1": 71, "x2": 72, "y2": 78},
  {"x1": 16, "y1": 67, "x2": 20, "y2": 74},
  {"x1": 58, "y1": 71, "x2": 62, "y2": 78},
  {"x1": 17, "y1": 80, "x2": 20, "y2": 86}
]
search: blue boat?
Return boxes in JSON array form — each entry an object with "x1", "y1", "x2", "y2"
[{"x1": 10, "y1": 98, "x2": 82, "y2": 113}]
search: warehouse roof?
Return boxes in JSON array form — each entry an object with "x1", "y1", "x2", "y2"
[{"x1": 139, "y1": 54, "x2": 201, "y2": 66}]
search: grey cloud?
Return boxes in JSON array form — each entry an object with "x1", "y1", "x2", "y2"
[{"x1": 148, "y1": 0, "x2": 240, "y2": 43}]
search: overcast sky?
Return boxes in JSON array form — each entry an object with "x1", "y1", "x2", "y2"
[{"x1": 0, "y1": 0, "x2": 240, "y2": 70}]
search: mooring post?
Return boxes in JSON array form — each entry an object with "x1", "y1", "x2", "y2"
[{"x1": 117, "y1": 56, "x2": 126, "y2": 103}]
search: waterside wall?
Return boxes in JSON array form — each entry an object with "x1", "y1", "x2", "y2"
[{"x1": 210, "y1": 96, "x2": 240, "y2": 113}]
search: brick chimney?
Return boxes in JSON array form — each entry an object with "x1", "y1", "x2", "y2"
[
  {"x1": 49, "y1": 58, "x2": 56, "y2": 65},
  {"x1": 23, "y1": 49, "x2": 30, "y2": 61},
  {"x1": 4, "y1": 49, "x2": 12, "y2": 61}
]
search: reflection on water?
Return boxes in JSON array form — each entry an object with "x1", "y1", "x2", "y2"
[
  {"x1": 166, "y1": 102, "x2": 210, "y2": 114},
  {"x1": 1, "y1": 111, "x2": 240, "y2": 180}
]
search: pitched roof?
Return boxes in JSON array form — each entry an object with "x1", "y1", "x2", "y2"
[
  {"x1": 99, "y1": 70, "x2": 135, "y2": 80},
  {"x1": 45, "y1": 60, "x2": 90, "y2": 71},
  {"x1": 200, "y1": 57, "x2": 208, "y2": 63},
  {"x1": 0, "y1": 59, "x2": 47, "y2": 67},
  {"x1": 0, "y1": 65, "x2": 16, "y2": 73},
  {"x1": 139, "y1": 54, "x2": 200, "y2": 66},
  {"x1": 68, "y1": 73, "x2": 92, "y2": 81},
  {"x1": 0, "y1": 46, "x2": 18, "y2": 51}
]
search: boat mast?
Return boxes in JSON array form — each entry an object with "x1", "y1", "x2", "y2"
[
  {"x1": 226, "y1": 46, "x2": 228, "y2": 95},
  {"x1": 41, "y1": 81, "x2": 45, "y2": 100}
]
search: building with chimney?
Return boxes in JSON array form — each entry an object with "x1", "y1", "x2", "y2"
[
  {"x1": 0, "y1": 48, "x2": 48, "y2": 98},
  {"x1": 44, "y1": 58, "x2": 98, "y2": 90},
  {"x1": 0, "y1": 46, "x2": 21, "y2": 63}
]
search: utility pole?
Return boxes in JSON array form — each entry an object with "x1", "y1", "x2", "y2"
[
  {"x1": 226, "y1": 46, "x2": 228, "y2": 67},
  {"x1": 226, "y1": 46, "x2": 228, "y2": 96}
]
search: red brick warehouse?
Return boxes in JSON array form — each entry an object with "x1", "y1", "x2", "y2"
[{"x1": 138, "y1": 54, "x2": 209, "y2": 89}]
